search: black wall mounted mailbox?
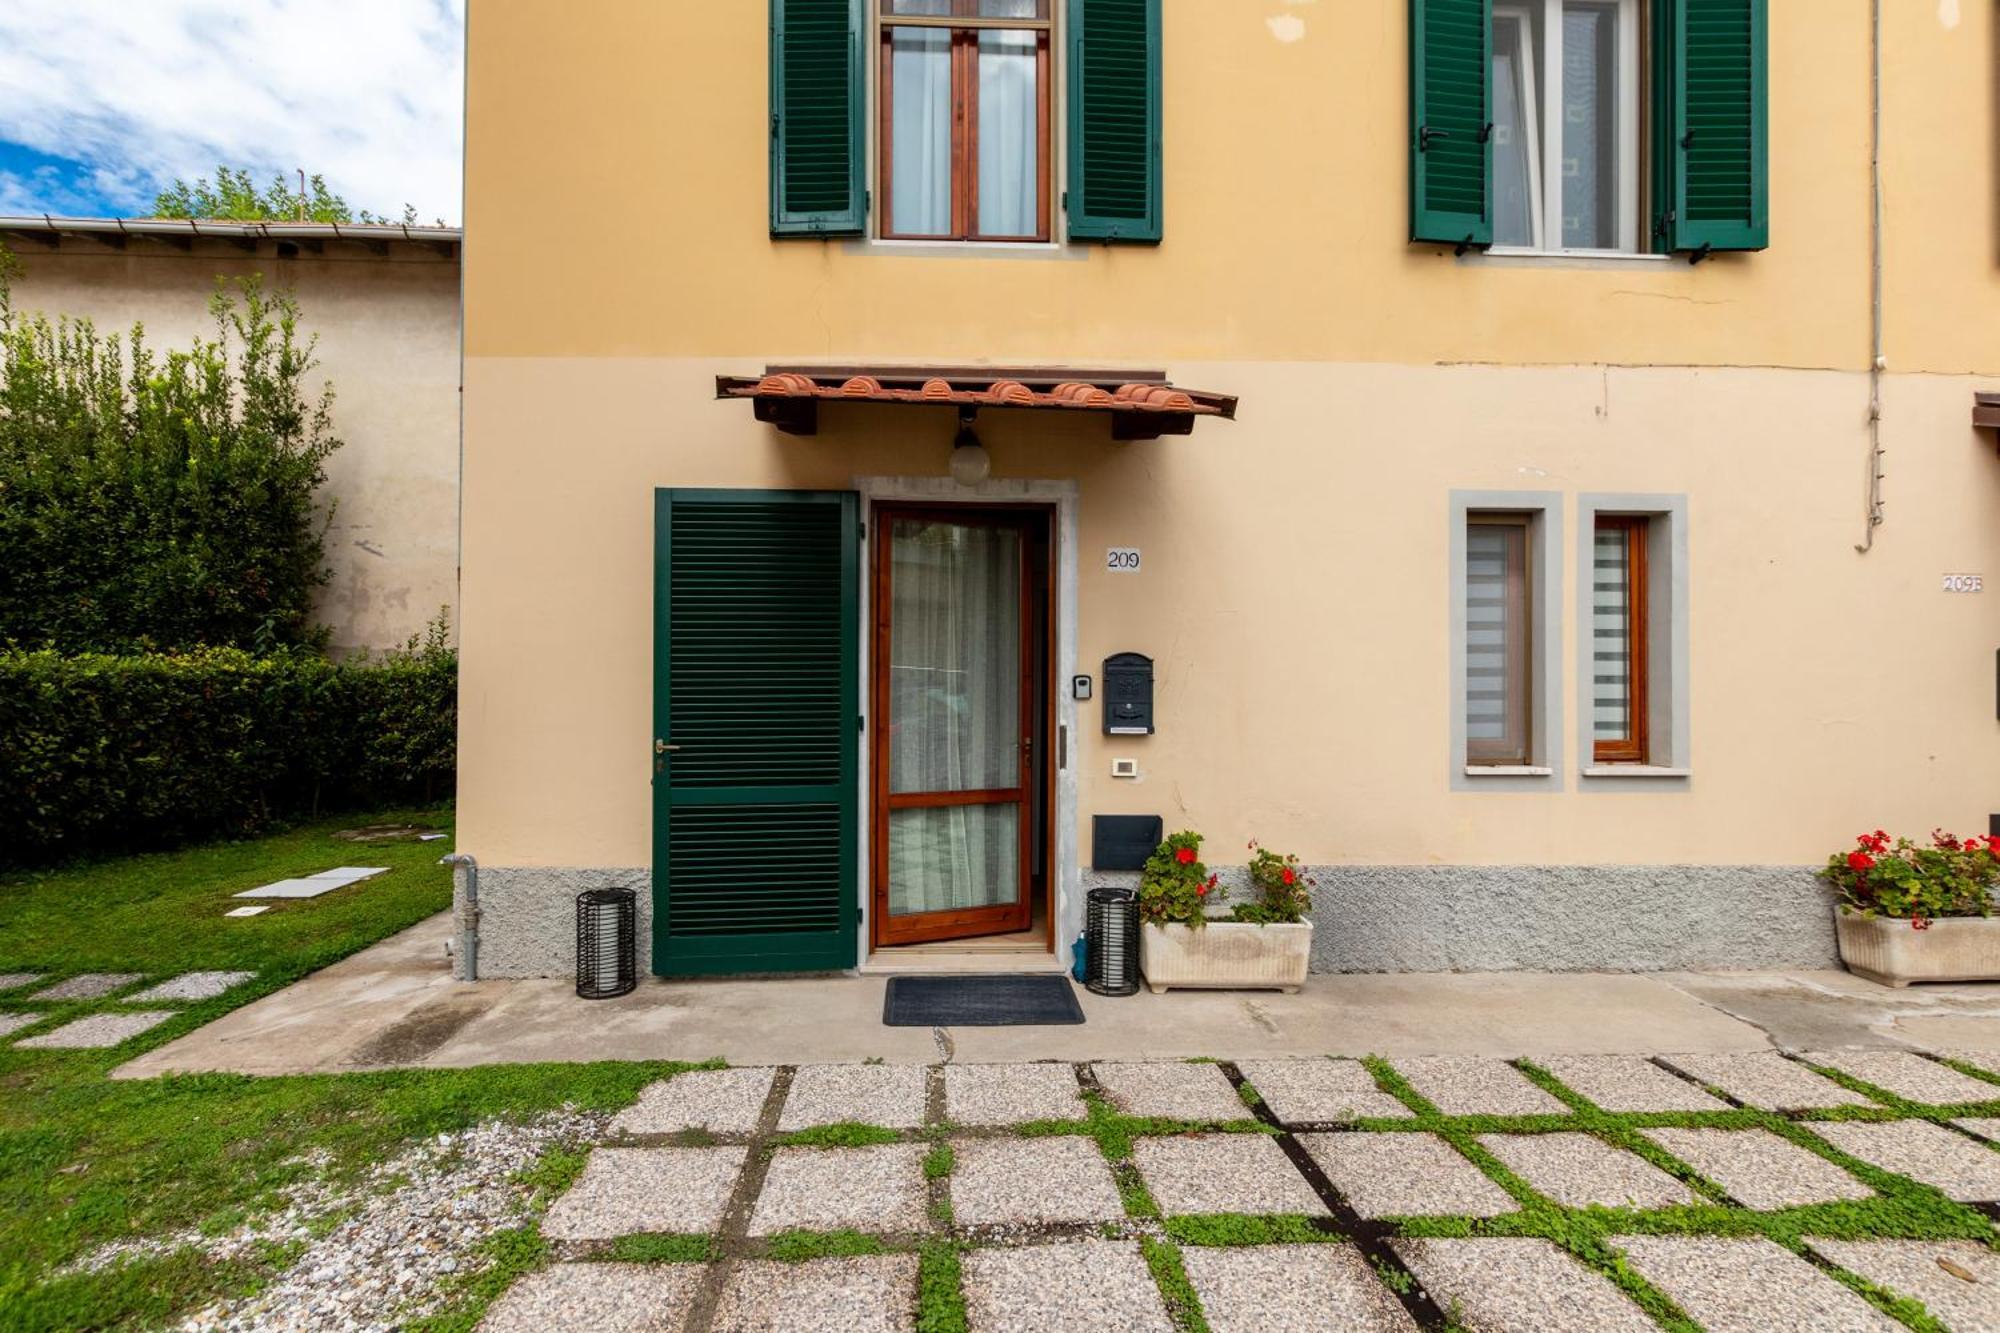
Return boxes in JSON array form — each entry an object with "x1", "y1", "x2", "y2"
[
  {"x1": 1093, "y1": 815, "x2": 1164, "y2": 871},
  {"x1": 1103, "y1": 653, "x2": 1154, "y2": 735}
]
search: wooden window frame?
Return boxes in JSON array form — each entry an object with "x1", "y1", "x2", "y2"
[
  {"x1": 878, "y1": 2, "x2": 1053, "y2": 242},
  {"x1": 1592, "y1": 515, "x2": 1650, "y2": 764},
  {"x1": 1466, "y1": 513, "x2": 1534, "y2": 767}
]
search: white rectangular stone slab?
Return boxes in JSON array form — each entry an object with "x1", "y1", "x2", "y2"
[
  {"x1": 777, "y1": 1063, "x2": 927, "y2": 1131},
  {"x1": 1479, "y1": 1133, "x2": 1698, "y2": 1210},
  {"x1": 949, "y1": 1135, "x2": 1125, "y2": 1225},
  {"x1": 749, "y1": 1144, "x2": 929, "y2": 1235},
  {"x1": 713, "y1": 1255, "x2": 916, "y2": 1333},
  {"x1": 1300, "y1": 1132, "x2": 1516, "y2": 1219},
  {"x1": 612, "y1": 1067, "x2": 775, "y2": 1135},
  {"x1": 962, "y1": 1241, "x2": 1171, "y2": 1333},
  {"x1": 29, "y1": 972, "x2": 143, "y2": 1001},
  {"x1": 1642, "y1": 1128, "x2": 1873, "y2": 1210},
  {"x1": 233, "y1": 879, "x2": 341, "y2": 899},
  {"x1": 1612, "y1": 1235, "x2": 1900, "y2": 1333},
  {"x1": 1661, "y1": 1052, "x2": 1871, "y2": 1110},
  {"x1": 15, "y1": 1010, "x2": 176, "y2": 1048},
  {"x1": 1534, "y1": 1056, "x2": 1730, "y2": 1112},
  {"x1": 1810, "y1": 1239, "x2": 2000, "y2": 1333},
  {"x1": 0, "y1": 1012, "x2": 45, "y2": 1038},
  {"x1": 1235, "y1": 1059, "x2": 1415, "y2": 1122},
  {"x1": 1801, "y1": 1050, "x2": 2000, "y2": 1105},
  {"x1": 943, "y1": 1062, "x2": 1085, "y2": 1125},
  {"x1": 540, "y1": 1146, "x2": 745, "y2": 1239},
  {"x1": 482, "y1": 1262, "x2": 702, "y2": 1333},
  {"x1": 223, "y1": 906, "x2": 269, "y2": 918},
  {"x1": 308, "y1": 866, "x2": 390, "y2": 882},
  {"x1": 1810, "y1": 1119, "x2": 2000, "y2": 1201},
  {"x1": 1091, "y1": 1061, "x2": 1246, "y2": 1121},
  {"x1": 1392, "y1": 1238, "x2": 1658, "y2": 1333},
  {"x1": 1182, "y1": 1242, "x2": 1417, "y2": 1333},
  {"x1": 127, "y1": 971, "x2": 255, "y2": 1003},
  {"x1": 0, "y1": 973, "x2": 43, "y2": 991},
  {"x1": 1130, "y1": 1133, "x2": 1328, "y2": 1217},
  {"x1": 1388, "y1": 1057, "x2": 1569, "y2": 1116}
]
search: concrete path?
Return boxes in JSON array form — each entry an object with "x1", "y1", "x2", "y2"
[{"x1": 113, "y1": 911, "x2": 2000, "y2": 1080}]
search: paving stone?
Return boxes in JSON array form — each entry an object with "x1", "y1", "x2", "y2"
[
  {"x1": 949, "y1": 1134, "x2": 1124, "y2": 1225},
  {"x1": 1181, "y1": 1242, "x2": 1416, "y2": 1333},
  {"x1": 540, "y1": 1147, "x2": 745, "y2": 1240},
  {"x1": 1810, "y1": 1119, "x2": 2000, "y2": 1201},
  {"x1": 1954, "y1": 1116, "x2": 2000, "y2": 1142},
  {"x1": 750, "y1": 1143, "x2": 928, "y2": 1235},
  {"x1": 1130, "y1": 1133, "x2": 1327, "y2": 1216},
  {"x1": 1300, "y1": 1132, "x2": 1516, "y2": 1219},
  {"x1": 1391, "y1": 1238, "x2": 1657, "y2": 1333},
  {"x1": 1234, "y1": 1059, "x2": 1415, "y2": 1122},
  {"x1": 481, "y1": 1261, "x2": 702, "y2": 1332},
  {"x1": 29, "y1": 972, "x2": 143, "y2": 1001},
  {"x1": 1388, "y1": 1057, "x2": 1569, "y2": 1116},
  {"x1": 1612, "y1": 1235, "x2": 1900, "y2": 1333},
  {"x1": 223, "y1": 906, "x2": 269, "y2": 917},
  {"x1": 126, "y1": 970, "x2": 256, "y2": 1003},
  {"x1": 15, "y1": 1010, "x2": 176, "y2": 1048},
  {"x1": 1533, "y1": 1056, "x2": 1730, "y2": 1112},
  {"x1": 1803, "y1": 1050, "x2": 2000, "y2": 1105},
  {"x1": 712, "y1": 1255, "x2": 917, "y2": 1333},
  {"x1": 778, "y1": 1063, "x2": 928, "y2": 1131},
  {"x1": 234, "y1": 867, "x2": 389, "y2": 899},
  {"x1": 1091, "y1": 1061, "x2": 1245, "y2": 1121},
  {"x1": 1642, "y1": 1128, "x2": 1872, "y2": 1210},
  {"x1": 0, "y1": 973, "x2": 43, "y2": 991},
  {"x1": 961, "y1": 1241, "x2": 1171, "y2": 1333},
  {"x1": 1478, "y1": 1133, "x2": 1698, "y2": 1210},
  {"x1": 1661, "y1": 1052, "x2": 1872, "y2": 1110},
  {"x1": 943, "y1": 1062, "x2": 1085, "y2": 1125},
  {"x1": 1810, "y1": 1239, "x2": 2000, "y2": 1333},
  {"x1": 1937, "y1": 1049, "x2": 2000, "y2": 1081},
  {"x1": 612, "y1": 1067, "x2": 775, "y2": 1135},
  {"x1": 0, "y1": 1012, "x2": 44, "y2": 1038}
]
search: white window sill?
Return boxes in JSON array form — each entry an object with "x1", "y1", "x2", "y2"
[
  {"x1": 1463, "y1": 765, "x2": 1555, "y2": 778},
  {"x1": 1582, "y1": 765, "x2": 1692, "y2": 779},
  {"x1": 848, "y1": 238, "x2": 1082, "y2": 262},
  {"x1": 1468, "y1": 247, "x2": 1672, "y2": 270}
]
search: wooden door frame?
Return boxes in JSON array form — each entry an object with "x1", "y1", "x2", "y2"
[{"x1": 868, "y1": 501, "x2": 1056, "y2": 949}]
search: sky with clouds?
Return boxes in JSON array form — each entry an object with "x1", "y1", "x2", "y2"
[{"x1": 0, "y1": 0, "x2": 464, "y2": 222}]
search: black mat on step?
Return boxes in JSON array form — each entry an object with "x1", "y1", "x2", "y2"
[{"x1": 883, "y1": 974, "x2": 1085, "y2": 1026}]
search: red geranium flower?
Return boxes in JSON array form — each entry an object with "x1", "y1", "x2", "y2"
[
  {"x1": 1847, "y1": 851, "x2": 1875, "y2": 872},
  {"x1": 1281, "y1": 867, "x2": 1296, "y2": 885},
  {"x1": 1175, "y1": 846, "x2": 1196, "y2": 865}
]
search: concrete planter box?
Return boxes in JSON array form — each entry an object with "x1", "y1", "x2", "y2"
[
  {"x1": 1835, "y1": 910, "x2": 2000, "y2": 987},
  {"x1": 1141, "y1": 921, "x2": 1312, "y2": 994}
]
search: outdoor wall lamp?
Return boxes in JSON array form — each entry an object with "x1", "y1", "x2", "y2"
[{"x1": 949, "y1": 406, "x2": 991, "y2": 485}]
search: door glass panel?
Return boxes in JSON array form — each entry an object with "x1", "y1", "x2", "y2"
[
  {"x1": 1561, "y1": 1, "x2": 1619, "y2": 249},
  {"x1": 888, "y1": 804, "x2": 1019, "y2": 916},
  {"x1": 1491, "y1": 9, "x2": 1542, "y2": 248},
  {"x1": 976, "y1": 30, "x2": 1039, "y2": 237},
  {"x1": 890, "y1": 28, "x2": 953, "y2": 235},
  {"x1": 887, "y1": 518, "x2": 1021, "y2": 794}
]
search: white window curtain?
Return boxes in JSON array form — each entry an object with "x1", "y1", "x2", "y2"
[
  {"x1": 1592, "y1": 526, "x2": 1633, "y2": 740},
  {"x1": 891, "y1": 28, "x2": 952, "y2": 234},
  {"x1": 887, "y1": 519, "x2": 1021, "y2": 916},
  {"x1": 976, "y1": 30, "x2": 1038, "y2": 236}
]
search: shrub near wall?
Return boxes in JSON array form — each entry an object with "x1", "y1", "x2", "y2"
[{"x1": 0, "y1": 638, "x2": 454, "y2": 862}]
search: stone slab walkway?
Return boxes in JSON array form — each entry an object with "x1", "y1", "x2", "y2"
[{"x1": 474, "y1": 1054, "x2": 2000, "y2": 1331}]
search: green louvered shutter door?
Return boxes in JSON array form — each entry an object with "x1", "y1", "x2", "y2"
[
  {"x1": 770, "y1": 0, "x2": 865, "y2": 235},
  {"x1": 1066, "y1": 0, "x2": 1162, "y2": 242},
  {"x1": 1409, "y1": 0, "x2": 1491, "y2": 248},
  {"x1": 653, "y1": 490, "x2": 859, "y2": 975},
  {"x1": 1659, "y1": 0, "x2": 1767, "y2": 253}
]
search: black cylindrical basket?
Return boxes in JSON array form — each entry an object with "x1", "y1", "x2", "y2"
[
  {"x1": 576, "y1": 887, "x2": 637, "y2": 999},
  {"x1": 1085, "y1": 886, "x2": 1141, "y2": 996}
]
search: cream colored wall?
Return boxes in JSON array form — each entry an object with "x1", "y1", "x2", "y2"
[{"x1": 9, "y1": 242, "x2": 461, "y2": 655}]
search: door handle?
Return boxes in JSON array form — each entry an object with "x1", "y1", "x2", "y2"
[{"x1": 655, "y1": 739, "x2": 681, "y2": 754}]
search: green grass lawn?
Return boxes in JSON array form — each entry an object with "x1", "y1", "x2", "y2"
[{"x1": 0, "y1": 810, "x2": 680, "y2": 1330}]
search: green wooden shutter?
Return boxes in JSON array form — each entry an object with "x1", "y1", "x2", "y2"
[
  {"x1": 1065, "y1": 0, "x2": 1162, "y2": 243},
  {"x1": 653, "y1": 490, "x2": 859, "y2": 975},
  {"x1": 770, "y1": 0, "x2": 865, "y2": 236},
  {"x1": 1657, "y1": 0, "x2": 1768, "y2": 254},
  {"x1": 1409, "y1": 0, "x2": 1491, "y2": 249}
]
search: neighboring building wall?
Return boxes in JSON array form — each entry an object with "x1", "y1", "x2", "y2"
[
  {"x1": 7, "y1": 237, "x2": 461, "y2": 656},
  {"x1": 458, "y1": 1, "x2": 2000, "y2": 975}
]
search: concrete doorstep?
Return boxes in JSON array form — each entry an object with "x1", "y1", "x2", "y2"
[{"x1": 112, "y1": 911, "x2": 2000, "y2": 1080}]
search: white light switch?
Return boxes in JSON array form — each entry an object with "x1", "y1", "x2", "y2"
[{"x1": 1110, "y1": 758, "x2": 1139, "y2": 779}]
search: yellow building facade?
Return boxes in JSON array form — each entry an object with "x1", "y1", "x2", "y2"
[{"x1": 459, "y1": 0, "x2": 2000, "y2": 979}]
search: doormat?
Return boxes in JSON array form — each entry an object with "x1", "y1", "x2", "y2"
[{"x1": 883, "y1": 974, "x2": 1085, "y2": 1027}]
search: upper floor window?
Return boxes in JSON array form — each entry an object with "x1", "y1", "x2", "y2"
[{"x1": 880, "y1": 1, "x2": 1052, "y2": 241}]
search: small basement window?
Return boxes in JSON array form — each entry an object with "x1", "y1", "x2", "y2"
[
  {"x1": 1590, "y1": 515, "x2": 1649, "y2": 762},
  {"x1": 1465, "y1": 513, "x2": 1536, "y2": 766}
]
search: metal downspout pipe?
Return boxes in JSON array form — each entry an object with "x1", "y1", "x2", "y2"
[
  {"x1": 1858, "y1": 0, "x2": 1886, "y2": 552},
  {"x1": 441, "y1": 853, "x2": 480, "y2": 980}
]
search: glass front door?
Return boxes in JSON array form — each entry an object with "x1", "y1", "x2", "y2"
[{"x1": 871, "y1": 508, "x2": 1037, "y2": 945}]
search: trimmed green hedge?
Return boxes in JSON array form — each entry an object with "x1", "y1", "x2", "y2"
[{"x1": 0, "y1": 641, "x2": 453, "y2": 863}]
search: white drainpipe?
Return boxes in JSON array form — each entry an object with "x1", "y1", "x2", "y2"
[{"x1": 440, "y1": 853, "x2": 480, "y2": 980}]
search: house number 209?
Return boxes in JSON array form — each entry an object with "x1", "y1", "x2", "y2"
[{"x1": 1106, "y1": 548, "x2": 1141, "y2": 573}]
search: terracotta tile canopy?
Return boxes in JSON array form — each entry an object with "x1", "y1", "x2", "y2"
[{"x1": 715, "y1": 365, "x2": 1237, "y2": 441}]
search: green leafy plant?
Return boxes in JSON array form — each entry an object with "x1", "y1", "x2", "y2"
[
  {"x1": 1229, "y1": 841, "x2": 1314, "y2": 924},
  {"x1": 1138, "y1": 830, "x2": 1221, "y2": 927},
  {"x1": 1819, "y1": 829, "x2": 1998, "y2": 925},
  {"x1": 151, "y1": 166, "x2": 437, "y2": 227}
]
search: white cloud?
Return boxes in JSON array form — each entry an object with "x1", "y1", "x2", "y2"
[{"x1": 0, "y1": 0, "x2": 464, "y2": 220}]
